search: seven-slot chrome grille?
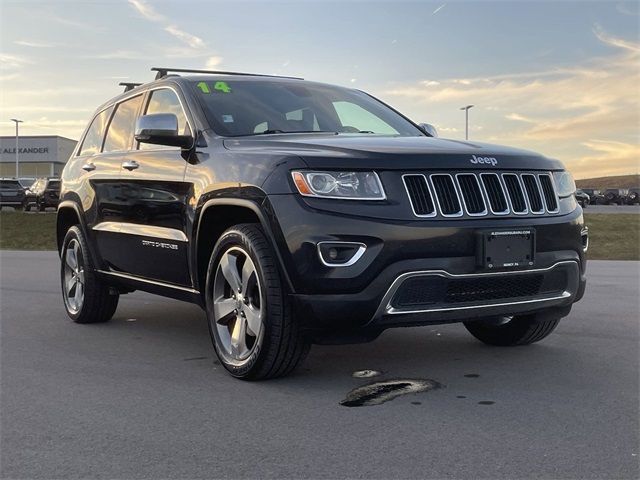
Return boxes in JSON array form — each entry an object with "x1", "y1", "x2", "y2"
[{"x1": 403, "y1": 172, "x2": 560, "y2": 218}]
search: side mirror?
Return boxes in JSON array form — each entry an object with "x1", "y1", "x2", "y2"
[
  {"x1": 135, "y1": 113, "x2": 193, "y2": 148},
  {"x1": 419, "y1": 123, "x2": 438, "y2": 137}
]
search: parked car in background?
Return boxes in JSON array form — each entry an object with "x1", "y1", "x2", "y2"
[
  {"x1": 24, "y1": 178, "x2": 61, "y2": 211},
  {"x1": 580, "y1": 188, "x2": 604, "y2": 205},
  {"x1": 0, "y1": 178, "x2": 25, "y2": 210},
  {"x1": 626, "y1": 187, "x2": 640, "y2": 205},
  {"x1": 575, "y1": 189, "x2": 590, "y2": 208},
  {"x1": 603, "y1": 188, "x2": 628, "y2": 205}
]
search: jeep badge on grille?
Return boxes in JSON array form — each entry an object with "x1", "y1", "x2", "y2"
[{"x1": 470, "y1": 155, "x2": 498, "y2": 166}]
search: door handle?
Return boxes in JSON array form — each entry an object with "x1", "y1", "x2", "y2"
[
  {"x1": 82, "y1": 162, "x2": 96, "y2": 172},
  {"x1": 122, "y1": 160, "x2": 139, "y2": 171}
]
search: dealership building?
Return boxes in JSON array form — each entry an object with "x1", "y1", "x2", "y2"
[{"x1": 0, "y1": 135, "x2": 77, "y2": 178}]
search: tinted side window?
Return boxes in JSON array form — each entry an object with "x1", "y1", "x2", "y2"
[
  {"x1": 103, "y1": 95, "x2": 143, "y2": 153},
  {"x1": 79, "y1": 107, "x2": 113, "y2": 156},
  {"x1": 139, "y1": 89, "x2": 190, "y2": 150}
]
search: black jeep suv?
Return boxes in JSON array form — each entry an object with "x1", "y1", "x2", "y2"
[{"x1": 57, "y1": 68, "x2": 587, "y2": 379}]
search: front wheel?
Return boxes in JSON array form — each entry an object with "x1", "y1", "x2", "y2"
[
  {"x1": 61, "y1": 226, "x2": 119, "y2": 323},
  {"x1": 205, "y1": 224, "x2": 310, "y2": 380},
  {"x1": 464, "y1": 314, "x2": 561, "y2": 346}
]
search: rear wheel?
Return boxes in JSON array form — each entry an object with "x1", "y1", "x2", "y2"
[
  {"x1": 61, "y1": 226, "x2": 119, "y2": 323},
  {"x1": 205, "y1": 224, "x2": 310, "y2": 380},
  {"x1": 464, "y1": 314, "x2": 561, "y2": 346}
]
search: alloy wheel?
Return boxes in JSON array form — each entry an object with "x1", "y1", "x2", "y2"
[
  {"x1": 63, "y1": 239, "x2": 85, "y2": 314},
  {"x1": 211, "y1": 246, "x2": 264, "y2": 365}
]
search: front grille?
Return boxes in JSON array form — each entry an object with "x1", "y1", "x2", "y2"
[
  {"x1": 503, "y1": 174, "x2": 527, "y2": 213},
  {"x1": 431, "y1": 174, "x2": 462, "y2": 216},
  {"x1": 391, "y1": 268, "x2": 568, "y2": 310},
  {"x1": 538, "y1": 174, "x2": 559, "y2": 212},
  {"x1": 522, "y1": 174, "x2": 544, "y2": 213},
  {"x1": 480, "y1": 174, "x2": 509, "y2": 214},
  {"x1": 403, "y1": 175, "x2": 435, "y2": 216},
  {"x1": 456, "y1": 174, "x2": 486, "y2": 215},
  {"x1": 404, "y1": 170, "x2": 560, "y2": 218}
]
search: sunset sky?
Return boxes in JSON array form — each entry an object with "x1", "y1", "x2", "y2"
[{"x1": 0, "y1": 0, "x2": 638, "y2": 179}]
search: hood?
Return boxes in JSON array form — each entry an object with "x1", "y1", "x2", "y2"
[{"x1": 223, "y1": 134, "x2": 564, "y2": 171}]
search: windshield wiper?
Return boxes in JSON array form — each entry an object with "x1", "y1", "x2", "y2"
[{"x1": 241, "y1": 130, "x2": 339, "y2": 137}]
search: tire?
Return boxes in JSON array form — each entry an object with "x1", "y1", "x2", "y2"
[
  {"x1": 205, "y1": 223, "x2": 310, "y2": 380},
  {"x1": 24, "y1": 202, "x2": 31, "y2": 212},
  {"x1": 464, "y1": 314, "x2": 561, "y2": 346},
  {"x1": 60, "y1": 226, "x2": 119, "y2": 324}
]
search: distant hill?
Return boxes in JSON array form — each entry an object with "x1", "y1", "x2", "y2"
[{"x1": 576, "y1": 174, "x2": 640, "y2": 189}]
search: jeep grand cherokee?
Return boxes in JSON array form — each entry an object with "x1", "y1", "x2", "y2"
[{"x1": 57, "y1": 67, "x2": 587, "y2": 379}]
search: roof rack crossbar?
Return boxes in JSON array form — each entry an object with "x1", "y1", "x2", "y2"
[
  {"x1": 151, "y1": 67, "x2": 303, "y2": 81},
  {"x1": 119, "y1": 82, "x2": 143, "y2": 93}
]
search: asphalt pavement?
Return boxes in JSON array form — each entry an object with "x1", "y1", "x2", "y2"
[
  {"x1": 1, "y1": 251, "x2": 638, "y2": 479},
  {"x1": 584, "y1": 205, "x2": 640, "y2": 214}
]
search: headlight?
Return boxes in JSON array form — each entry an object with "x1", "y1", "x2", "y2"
[
  {"x1": 553, "y1": 171, "x2": 576, "y2": 198},
  {"x1": 291, "y1": 171, "x2": 386, "y2": 200}
]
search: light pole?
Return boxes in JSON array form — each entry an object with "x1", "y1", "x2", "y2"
[
  {"x1": 10, "y1": 119, "x2": 23, "y2": 178},
  {"x1": 459, "y1": 105, "x2": 473, "y2": 140}
]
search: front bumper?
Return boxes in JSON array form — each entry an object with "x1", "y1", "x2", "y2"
[{"x1": 265, "y1": 194, "x2": 587, "y2": 333}]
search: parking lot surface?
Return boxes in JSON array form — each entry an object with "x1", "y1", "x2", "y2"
[
  {"x1": 585, "y1": 204, "x2": 640, "y2": 214},
  {"x1": 1, "y1": 251, "x2": 638, "y2": 479}
]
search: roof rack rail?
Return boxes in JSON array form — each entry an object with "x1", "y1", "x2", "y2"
[
  {"x1": 119, "y1": 82, "x2": 143, "y2": 93},
  {"x1": 151, "y1": 67, "x2": 303, "y2": 81}
]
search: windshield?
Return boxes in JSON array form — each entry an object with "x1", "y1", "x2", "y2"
[
  {"x1": 192, "y1": 79, "x2": 424, "y2": 137},
  {"x1": 0, "y1": 181, "x2": 21, "y2": 189}
]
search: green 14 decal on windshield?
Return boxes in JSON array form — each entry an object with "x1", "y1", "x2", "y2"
[{"x1": 197, "y1": 81, "x2": 232, "y2": 94}]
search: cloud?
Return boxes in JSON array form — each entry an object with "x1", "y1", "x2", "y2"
[
  {"x1": 574, "y1": 140, "x2": 640, "y2": 178},
  {"x1": 87, "y1": 50, "x2": 142, "y2": 60},
  {"x1": 382, "y1": 26, "x2": 639, "y2": 177},
  {"x1": 205, "y1": 56, "x2": 223, "y2": 69},
  {"x1": 593, "y1": 24, "x2": 640, "y2": 52},
  {"x1": 14, "y1": 40, "x2": 54, "y2": 48},
  {"x1": 0, "y1": 53, "x2": 32, "y2": 69},
  {"x1": 49, "y1": 14, "x2": 99, "y2": 31},
  {"x1": 125, "y1": 1, "x2": 210, "y2": 52},
  {"x1": 432, "y1": 4, "x2": 446, "y2": 15},
  {"x1": 128, "y1": 0, "x2": 165, "y2": 22},
  {"x1": 617, "y1": 2, "x2": 639, "y2": 16},
  {"x1": 506, "y1": 113, "x2": 536, "y2": 123},
  {"x1": 165, "y1": 25, "x2": 205, "y2": 49}
]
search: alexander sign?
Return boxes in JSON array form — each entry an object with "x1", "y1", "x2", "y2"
[
  {"x1": 0, "y1": 136, "x2": 76, "y2": 165},
  {"x1": 2, "y1": 147, "x2": 49, "y2": 154}
]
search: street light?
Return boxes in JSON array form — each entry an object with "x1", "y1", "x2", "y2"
[
  {"x1": 459, "y1": 105, "x2": 474, "y2": 140},
  {"x1": 10, "y1": 118, "x2": 23, "y2": 178}
]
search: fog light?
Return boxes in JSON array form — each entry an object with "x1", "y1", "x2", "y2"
[{"x1": 317, "y1": 242, "x2": 367, "y2": 267}]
